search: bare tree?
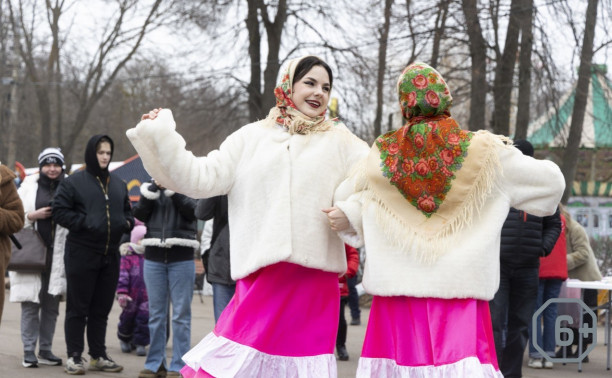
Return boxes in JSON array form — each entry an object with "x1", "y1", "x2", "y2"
[
  {"x1": 491, "y1": 0, "x2": 522, "y2": 136},
  {"x1": 7, "y1": 0, "x2": 168, "y2": 167},
  {"x1": 461, "y1": 0, "x2": 487, "y2": 131},
  {"x1": 561, "y1": 0, "x2": 599, "y2": 203},
  {"x1": 514, "y1": 0, "x2": 533, "y2": 140},
  {"x1": 430, "y1": 0, "x2": 449, "y2": 68},
  {"x1": 251, "y1": 0, "x2": 287, "y2": 122},
  {"x1": 372, "y1": 0, "x2": 393, "y2": 139},
  {"x1": 0, "y1": 0, "x2": 21, "y2": 167},
  {"x1": 246, "y1": 0, "x2": 263, "y2": 121}
]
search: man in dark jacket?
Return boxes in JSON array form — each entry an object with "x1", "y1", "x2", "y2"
[
  {"x1": 196, "y1": 196, "x2": 234, "y2": 322},
  {"x1": 53, "y1": 135, "x2": 133, "y2": 375},
  {"x1": 134, "y1": 179, "x2": 198, "y2": 378},
  {"x1": 489, "y1": 140, "x2": 562, "y2": 378}
]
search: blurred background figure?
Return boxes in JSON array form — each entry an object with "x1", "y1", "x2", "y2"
[
  {"x1": 0, "y1": 162, "x2": 24, "y2": 324},
  {"x1": 528, "y1": 206, "x2": 568, "y2": 369},
  {"x1": 555, "y1": 205, "x2": 602, "y2": 361},
  {"x1": 53, "y1": 135, "x2": 134, "y2": 375},
  {"x1": 347, "y1": 264, "x2": 361, "y2": 326},
  {"x1": 9, "y1": 148, "x2": 67, "y2": 368},
  {"x1": 133, "y1": 179, "x2": 198, "y2": 378},
  {"x1": 116, "y1": 222, "x2": 149, "y2": 357},
  {"x1": 490, "y1": 140, "x2": 561, "y2": 378},
  {"x1": 336, "y1": 244, "x2": 359, "y2": 361},
  {"x1": 195, "y1": 195, "x2": 234, "y2": 322}
]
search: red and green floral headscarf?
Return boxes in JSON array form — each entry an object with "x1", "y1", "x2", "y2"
[
  {"x1": 375, "y1": 63, "x2": 473, "y2": 217},
  {"x1": 266, "y1": 56, "x2": 335, "y2": 135}
]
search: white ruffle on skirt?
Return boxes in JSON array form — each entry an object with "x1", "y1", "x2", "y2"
[
  {"x1": 357, "y1": 356, "x2": 504, "y2": 378},
  {"x1": 183, "y1": 333, "x2": 337, "y2": 378}
]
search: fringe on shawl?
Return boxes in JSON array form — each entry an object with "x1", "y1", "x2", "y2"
[{"x1": 360, "y1": 131, "x2": 505, "y2": 264}]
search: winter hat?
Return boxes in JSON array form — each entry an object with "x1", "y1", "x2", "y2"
[
  {"x1": 130, "y1": 225, "x2": 147, "y2": 244},
  {"x1": 513, "y1": 139, "x2": 534, "y2": 157},
  {"x1": 38, "y1": 147, "x2": 65, "y2": 169}
]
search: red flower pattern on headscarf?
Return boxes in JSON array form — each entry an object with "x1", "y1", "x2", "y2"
[{"x1": 376, "y1": 63, "x2": 473, "y2": 217}]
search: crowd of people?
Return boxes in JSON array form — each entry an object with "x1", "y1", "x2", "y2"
[{"x1": 0, "y1": 56, "x2": 604, "y2": 378}]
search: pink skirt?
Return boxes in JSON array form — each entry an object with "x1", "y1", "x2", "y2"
[
  {"x1": 181, "y1": 262, "x2": 339, "y2": 378},
  {"x1": 357, "y1": 296, "x2": 503, "y2": 378}
]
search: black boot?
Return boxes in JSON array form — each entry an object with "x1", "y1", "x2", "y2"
[
  {"x1": 336, "y1": 345, "x2": 349, "y2": 361},
  {"x1": 579, "y1": 344, "x2": 590, "y2": 363},
  {"x1": 554, "y1": 346, "x2": 574, "y2": 359}
]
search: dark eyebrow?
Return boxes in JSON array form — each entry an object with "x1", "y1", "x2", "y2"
[{"x1": 305, "y1": 76, "x2": 331, "y2": 87}]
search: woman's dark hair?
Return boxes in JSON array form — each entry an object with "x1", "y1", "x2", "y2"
[{"x1": 293, "y1": 56, "x2": 333, "y2": 89}]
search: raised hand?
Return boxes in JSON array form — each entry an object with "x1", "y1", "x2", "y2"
[{"x1": 141, "y1": 108, "x2": 163, "y2": 121}]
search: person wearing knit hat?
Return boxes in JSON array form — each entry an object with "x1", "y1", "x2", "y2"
[
  {"x1": 329, "y1": 62, "x2": 565, "y2": 377},
  {"x1": 116, "y1": 224, "x2": 149, "y2": 357},
  {"x1": 38, "y1": 148, "x2": 65, "y2": 170},
  {"x1": 10, "y1": 147, "x2": 68, "y2": 368}
]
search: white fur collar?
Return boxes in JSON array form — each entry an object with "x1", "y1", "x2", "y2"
[
  {"x1": 141, "y1": 237, "x2": 199, "y2": 250},
  {"x1": 120, "y1": 242, "x2": 146, "y2": 256},
  {"x1": 140, "y1": 182, "x2": 175, "y2": 199}
]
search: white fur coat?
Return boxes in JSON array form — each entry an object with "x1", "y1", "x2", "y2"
[
  {"x1": 335, "y1": 134, "x2": 565, "y2": 300},
  {"x1": 127, "y1": 109, "x2": 369, "y2": 280}
]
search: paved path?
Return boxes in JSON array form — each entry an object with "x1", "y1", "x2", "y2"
[{"x1": 1, "y1": 290, "x2": 610, "y2": 377}]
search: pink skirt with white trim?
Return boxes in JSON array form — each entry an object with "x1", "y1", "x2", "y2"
[
  {"x1": 181, "y1": 262, "x2": 340, "y2": 378},
  {"x1": 357, "y1": 296, "x2": 503, "y2": 378}
]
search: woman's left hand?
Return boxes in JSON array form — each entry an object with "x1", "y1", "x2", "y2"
[{"x1": 322, "y1": 207, "x2": 349, "y2": 231}]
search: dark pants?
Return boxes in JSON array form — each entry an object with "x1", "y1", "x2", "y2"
[
  {"x1": 572, "y1": 289, "x2": 598, "y2": 346},
  {"x1": 336, "y1": 297, "x2": 348, "y2": 347},
  {"x1": 347, "y1": 275, "x2": 360, "y2": 320},
  {"x1": 490, "y1": 265, "x2": 539, "y2": 378},
  {"x1": 117, "y1": 300, "x2": 150, "y2": 346},
  {"x1": 64, "y1": 245, "x2": 120, "y2": 359}
]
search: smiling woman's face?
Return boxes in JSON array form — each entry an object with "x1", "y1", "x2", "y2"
[{"x1": 291, "y1": 65, "x2": 331, "y2": 118}]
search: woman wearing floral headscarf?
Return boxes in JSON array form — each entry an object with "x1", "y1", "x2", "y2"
[
  {"x1": 331, "y1": 63, "x2": 565, "y2": 377},
  {"x1": 127, "y1": 56, "x2": 368, "y2": 377}
]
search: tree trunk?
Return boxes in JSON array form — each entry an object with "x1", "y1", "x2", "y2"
[
  {"x1": 430, "y1": 0, "x2": 449, "y2": 68},
  {"x1": 561, "y1": 0, "x2": 599, "y2": 203},
  {"x1": 514, "y1": 0, "x2": 533, "y2": 140},
  {"x1": 260, "y1": 0, "x2": 287, "y2": 119},
  {"x1": 492, "y1": 0, "x2": 522, "y2": 136},
  {"x1": 48, "y1": 1, "x2": 62, "y2": 147},
  {"x1": 373, "y1": 0, "x2": 393, "y2": 140},
  {"x1": 461, "y1": 0, "x2": 487, "y2": 131},
  {"x1": 5, "y1": 47, "x2": 20, "y2": 168},
  {"x1": 246, "y1": 0, "x2": 262, "y2": 122}
]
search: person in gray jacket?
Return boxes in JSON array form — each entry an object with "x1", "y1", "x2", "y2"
[
  {"x1": 196, "y1": 195, "x2": 234, "y2": 322},
  {"x1": 555, "y1": 205, "x2": 602, "y2": 360}
]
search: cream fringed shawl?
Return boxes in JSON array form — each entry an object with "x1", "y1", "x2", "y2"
[
  {"x1": 356, "y1": 130, "x2": 513, "y2": 264},
  {"x1": 263, "y1": 107, "x2": 333, "y2": 135}
]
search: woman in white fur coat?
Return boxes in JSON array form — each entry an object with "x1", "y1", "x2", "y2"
[
  {"x1": 9, "y1": 148, "x2": 68, "y2": 368},
  {"x1": 127, "y1": 55, "x2": 368, "y2": 378},
  {"x1": 330, "y1": 63, "x2": 565, "y2": 377}
]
